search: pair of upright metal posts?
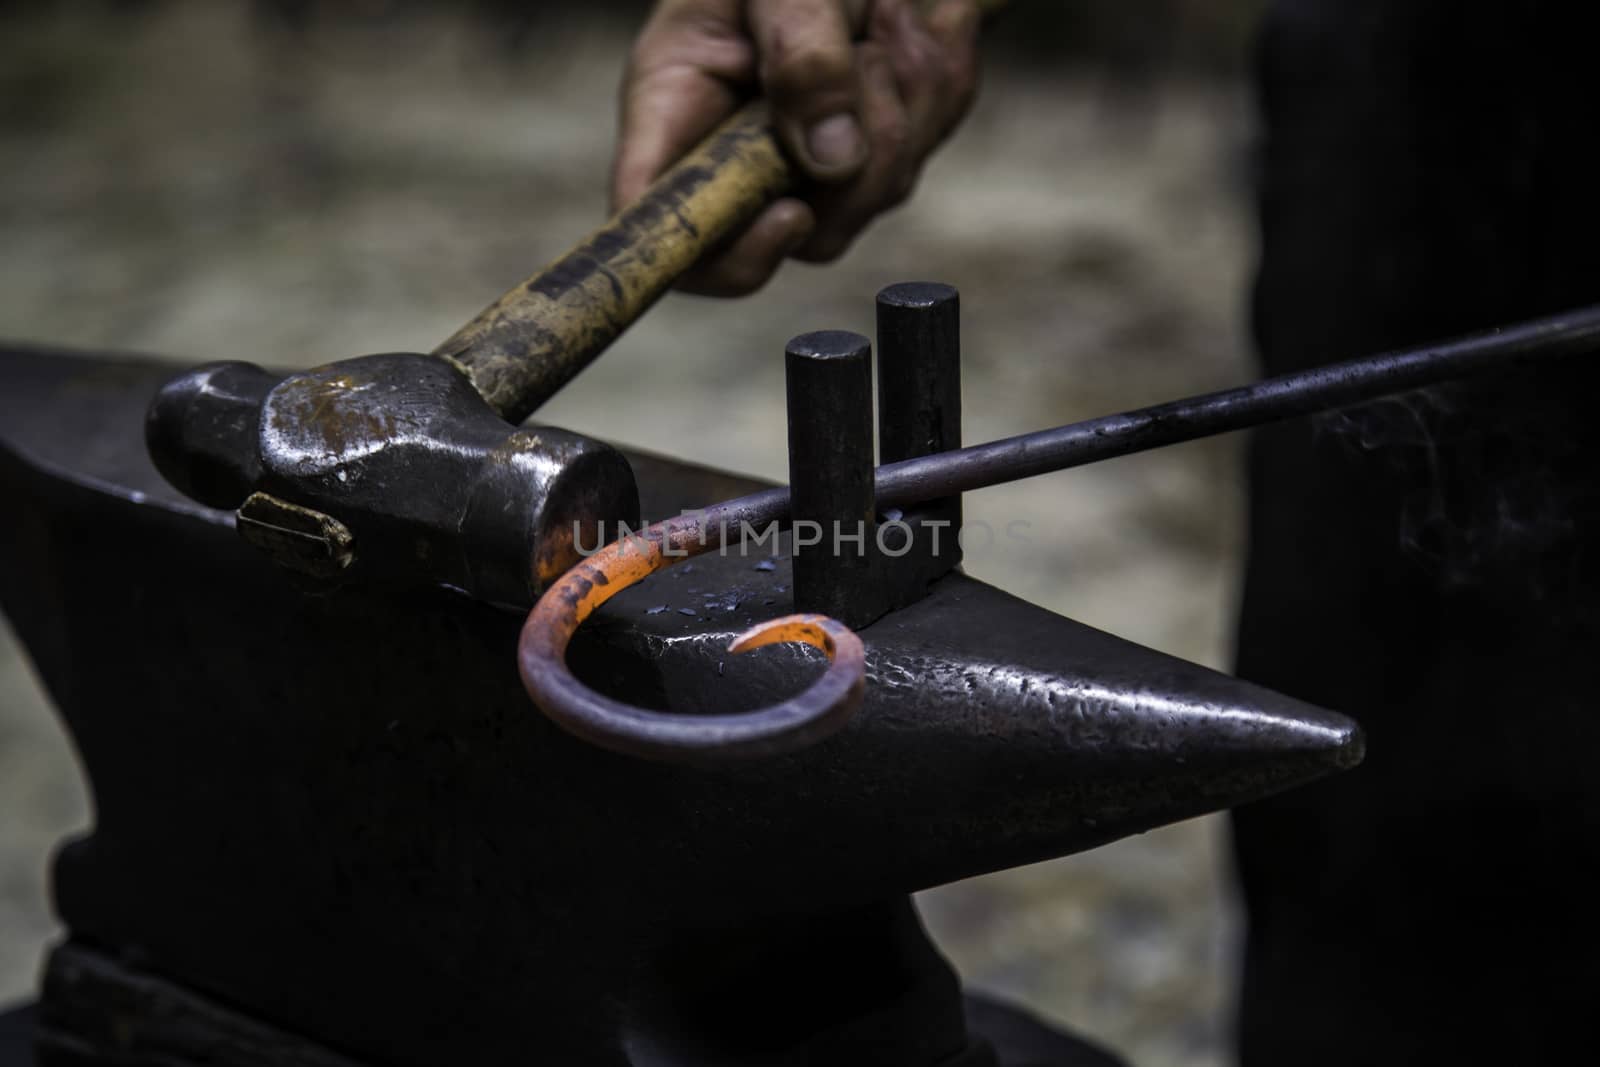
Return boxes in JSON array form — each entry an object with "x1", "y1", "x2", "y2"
[{"x1": 786, "y1": 282, "x2": 964, "y2": 629}]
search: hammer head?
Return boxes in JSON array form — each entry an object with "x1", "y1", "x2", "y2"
[{"x1": 146, "y1": 352, "x2": 639, "y2": 607}]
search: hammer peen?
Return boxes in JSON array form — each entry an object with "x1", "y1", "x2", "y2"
[{"x1": 146, "y1": 0, "x2": 1009, "y2": 607}]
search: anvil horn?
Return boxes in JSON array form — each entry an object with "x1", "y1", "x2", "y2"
[
  {"x1": 557, "y1": 478, "x2": 1364, "y2": 911},
  {"x1": 0, "y1": 345, "x2": 1360, "y2": 1067}
]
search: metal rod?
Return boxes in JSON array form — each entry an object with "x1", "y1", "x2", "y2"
[
  {"x1": 687, "y1": 303, "x2": 1600, "y2": 543},
  {"x1": 877, "y1": 282, "x2": 963, "y2": 471},
  {"x1": 877, "y1": 282, "x2": 964, "y2": 584},
  {"x1": 785, "y1": 330, "x2": 884, "y2": 627}
]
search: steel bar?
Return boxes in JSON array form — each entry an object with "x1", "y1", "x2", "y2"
[{"x1": 686, "y1": 303, "x2": 1600, "y2": 544}]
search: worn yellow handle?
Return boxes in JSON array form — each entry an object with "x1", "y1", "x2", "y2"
[
  {"x1": 434, "y1": 0, "x2": 1010, "y2": 425},
  {"x1": 433, "y1": 103, "x2": 791, "y2": 424}
]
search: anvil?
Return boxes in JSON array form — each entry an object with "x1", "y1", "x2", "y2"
[{"x1": 0, "y1": 342, "x2": 1360, "y2": 1066}]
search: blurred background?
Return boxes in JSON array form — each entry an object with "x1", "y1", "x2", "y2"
[{"x1": 0, "y1": 1, "x2": 1264, "y2": 1063}]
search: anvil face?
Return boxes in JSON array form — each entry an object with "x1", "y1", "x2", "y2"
[{"x1": 0, "y1": 345, "x2": 1361, "y2": 1066}]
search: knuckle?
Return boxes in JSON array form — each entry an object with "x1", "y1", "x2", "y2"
[
  {"x1": 711, "y1": 254, "x2": 769, "y2": 296},
  {"x1": 872, "y1": 113, "x2": 911, "y2": 157},
  {"x1": 945, "y1": 52, "x2": 979, "y2": 108},
  {"x1": 724, "y1": 269, "x2": 768, "y2": 296},
  {"x1": 632, "y1": 6, "x2": 755, "y2": 80},
  {"x1": 796, "y1": 233, "x2": 851, "y2": 264},
  {"x1": 628, "y1": 10, "x2": 680, "y2": 67},
  {"x1": 764, "y1": 37, "x2": 855, "y2": 104},
  {"x1": 886, "y1": 168, "x2": 918, "y2": 209},
  {"x1": 625, "y1": 35, "x2": 655, "y2": 79},
  {"x1": 720, "y1": 266, "x2": 760, "y2": 295},
  {"x1": 900, "y1": 36, "x2": 939, "y2": 81}
]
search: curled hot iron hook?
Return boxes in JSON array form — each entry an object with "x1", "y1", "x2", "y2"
[{"x1": 518, "y1": 514, "x2": 866, "y2": 763}]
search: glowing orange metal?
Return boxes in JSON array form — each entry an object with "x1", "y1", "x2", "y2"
[{"x1": 517, "y1": 516, "x2": 865, "y2": 763}]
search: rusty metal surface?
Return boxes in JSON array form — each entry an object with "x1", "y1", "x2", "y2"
[{"x1": 0, "y1": 344, "x2": 1358, "y2": 1066}]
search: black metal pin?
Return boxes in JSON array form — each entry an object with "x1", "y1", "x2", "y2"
[
  {"x1": 877, "y1": 282, "x2": 963, "y2": 601},
  {"x1": 785, "y1": 330, "x2": 886, "y2": 629}
]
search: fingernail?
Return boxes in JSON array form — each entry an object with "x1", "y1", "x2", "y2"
[{"x1": 806, "y1": 114, "x2": 865, "y2": 171}]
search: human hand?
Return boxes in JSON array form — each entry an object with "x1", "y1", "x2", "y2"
[{"x1": 611, "y1": 0, "x2": 982, "y2": 296}]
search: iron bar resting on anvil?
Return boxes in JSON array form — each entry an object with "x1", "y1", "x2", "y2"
[
  {"x1": 520, "y1": 300, "x2": 1600, "y2": 763},
  {"x1": 652, "y1": 299, "x2": 1600, "y2": 538}
]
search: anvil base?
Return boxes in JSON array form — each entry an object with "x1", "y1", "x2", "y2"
[{"x1": 0, "y1": 945, "x2": 1121, "y2": 1067}]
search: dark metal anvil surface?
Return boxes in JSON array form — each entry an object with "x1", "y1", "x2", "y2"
[{"x1": 0, "y1": 344, "x2": 1361, "y2": 1066}]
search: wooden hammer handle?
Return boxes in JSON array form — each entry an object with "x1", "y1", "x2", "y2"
[
  {"x1": 434, "y1": 0, "x2": 1009, "y2": 425},
  {"x1": 433, "y1": 103, "x2": 790, "y2": 423}
]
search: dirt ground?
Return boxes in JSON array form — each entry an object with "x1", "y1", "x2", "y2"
[{"x1": 0, "y1": 5, "x2": 1260, "y2": 1064}]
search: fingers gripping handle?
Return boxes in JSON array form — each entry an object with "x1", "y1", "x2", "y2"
[
  {"x1": 434, "y1": 104, "x2": 792, "y2": 425},
  {"x1": 433, "y1": 0, "x2": 1009, "y2": 426}
]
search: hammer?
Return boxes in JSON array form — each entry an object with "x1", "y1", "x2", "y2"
[{"x1": 147, "y1": 0, "x2": 1009, "y2": 607}]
